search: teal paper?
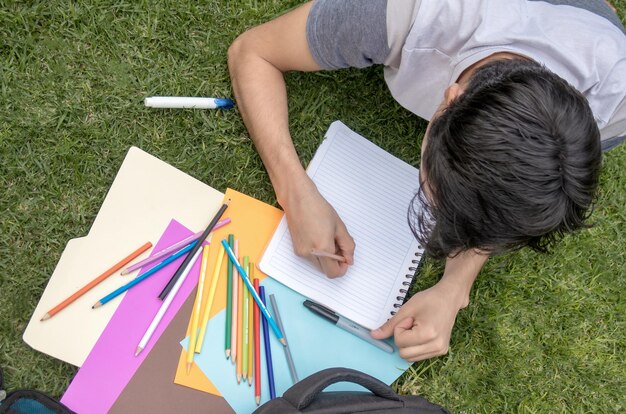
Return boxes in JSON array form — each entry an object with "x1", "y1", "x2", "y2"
[{"x1": 181, "y1": 278, "x2": 409, "y2": 414}]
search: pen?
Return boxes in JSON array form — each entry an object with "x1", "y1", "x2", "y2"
[
  {"x1": 303, "y1": 300, "x2": 394, "y2": 353},
  {"x1": 144, "y1": 96, "x2": 235, "y2": 109}
]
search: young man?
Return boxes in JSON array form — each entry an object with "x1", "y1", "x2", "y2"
[{"x1": 227, "y1": 0, "x2": 626, "y2": 362}]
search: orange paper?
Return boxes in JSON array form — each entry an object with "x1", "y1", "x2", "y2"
[{"x1": 174, "y1": 188, "x2": 283, "y2": 393}]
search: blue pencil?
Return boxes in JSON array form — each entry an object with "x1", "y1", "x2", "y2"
[
  {"x1": 92, "y1": 242, "x2": 195, "y2": 308},
  {"x1": 259, "y1": 286, "x2": 276, "y2": 400},
  {"x1": 221, "y1": 239, "x2": 286, "y2": 345}
]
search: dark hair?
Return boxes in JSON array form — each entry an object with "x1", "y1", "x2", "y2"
[{"x1": 410, "y1": 59, "x2": 602, "y2": 260}]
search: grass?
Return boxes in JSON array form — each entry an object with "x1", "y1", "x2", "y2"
[{"x1": 1, "y1": 1, "x2": 624, "y2": 412}]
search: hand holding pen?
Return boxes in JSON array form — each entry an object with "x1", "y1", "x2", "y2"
[{"x1": 282, "y1": 181, "x2": 355, "y2": 278}]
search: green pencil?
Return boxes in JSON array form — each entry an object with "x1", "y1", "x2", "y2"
[{"x1": 225, "y1": 234, "x2": 234, "y2": 359}]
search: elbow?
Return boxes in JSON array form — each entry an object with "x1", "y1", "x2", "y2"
[{"x1": 227, "y1": 31, "x2": 253, "y2": 74}]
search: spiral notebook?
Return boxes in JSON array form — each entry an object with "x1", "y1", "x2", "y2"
[{"x1": 259, "y1": 121, "x2": 424, "y2": 330}]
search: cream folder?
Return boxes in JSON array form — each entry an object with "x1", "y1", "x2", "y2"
[{"x1": 23, "y1": 147, "x2": 225, "y2": 366}]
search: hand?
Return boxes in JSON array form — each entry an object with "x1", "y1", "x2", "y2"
[
  {"x1": 281, "y1": 176, "x2": 355, "y2": 278},
  {"x1": 370, "y1": 280, "x2": 466, "y2": 361}
]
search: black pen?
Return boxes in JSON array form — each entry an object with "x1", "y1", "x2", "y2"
[{"x1": 303, "y1": 300, "x2": 394, "y2": 353}]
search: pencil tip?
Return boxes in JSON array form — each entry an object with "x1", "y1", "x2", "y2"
[
  {"x1": 186, "y1": 363, "x2": 192, "y2": 374},
  {"x1": 256, "y1": 397, "x2": 260, "y2": 405},
  {"x1": 225, "y1": 350, "x2": 230, "y2": 359},
  {"x1": 135, "y1": 346, "x2": 143, "y2": 356},
  {"x1": 40, "y1": 313, "x2": 50, "y2": 321},
  {"x1": 248, "y1": 376, "x2": 252, "y2": 385},
  {"x1": 280, "y1": 338, "x2": 287, "y2": 346},
  {"x1": 120, "y1": 270, "x2": 129, "y2": 275},
  {"x1": 225, "y1": 198, "x2": 232, "y2": 205},
  {"x1": 237, "y1": 375, "x2": 241, "y2": 384},
  {"x1": 93, "y1": 302, "x2": 102, "y2": 309}
]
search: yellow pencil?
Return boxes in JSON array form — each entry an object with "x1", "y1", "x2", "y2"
[
  {"x1": 242, "y1": 256, "x2": 250, "y2": 383},
  {"x1": 236, "y1": 257, "x2": 244, "y2": 383},
  {"x1": 186, "y1": 242, "x2": 211, "y2": 374},
  {"x1": 247, "y1": 263, "x2": 254, "y2": 385},
  {"x1": 194, "y1": 244, "x2": 226, "y2": 354}
]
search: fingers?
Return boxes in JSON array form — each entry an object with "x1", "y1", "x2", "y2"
[
  {"x1": 371, "y1": 315, "x2": 413, "y2": 340},
  {"x1": 317, "y1": 255, "x2": 349, "y2": 278},
  {"x1": 394, "y1": 322, "x2": 450, "y2": 361},
  {"x1": 335, "y1": 220, "x2": 355, "y2": 265}
]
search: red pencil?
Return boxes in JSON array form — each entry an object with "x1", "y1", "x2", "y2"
[{"x1": 253, "y1": 277, "x2": 261, "y2": 405}]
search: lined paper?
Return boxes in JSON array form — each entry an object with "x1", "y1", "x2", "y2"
[{"x1": 259, "y1": 121, "x2": 424, "y2": 329}]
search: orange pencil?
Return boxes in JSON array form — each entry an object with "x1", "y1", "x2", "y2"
[
  {"x1": 247, "y1": 264, "x2": 254, "y2": 385},
  {"x1": 253, "y1": 275, "x2": 261, "y2": 404},
  {"x1": 236, "y1": 256, "x2": 244, "y2": 383},
  {"x1": 41, "y1": 242, "x2": 152, "y2": 321}
]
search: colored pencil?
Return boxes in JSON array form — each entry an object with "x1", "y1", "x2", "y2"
[
  {"x1": 230, "y1": 239, "x2": 239, "y2": 364},
  {"x1": 259, "y1": 286, "x2": 276, "y2": 400},
  {"x1": 221, "y1": 239, "x2": 286, "y2": 345},
  {"x1": 225, "y1": 234, "x2": 234, "y2": 359},
  {"x1": 93, "y1": 242, "x2": 194, "y2": 309},
  {"x1": 310, "y1": 249, "x2": 346, "y2": 262},
  {"x1": 242, "y1": 257, "x2": 250, "y2": 383},
  {"x1": 236, "y1": 253, "x2": 243, "y2": 383},
  {"x1": 194, "y1": 243, "x2": 225, "y2": 354},
  {"x1": 247, "y1": 264, "x2": 254, "y2": 385},
  {"x1": 41, "y1": 242, "x2": 152, "y2": 321},
  {"x1": 186, "y1": 244, "x2": 211, "y2": 373},
  {"x1": 120, "y1": 219, "x2": 230, "y2": 275},
  {"x1": 136, "y1": 248, "x2": 202, "y2": 356},
  {"x1": 269, "y1": 293, "x2": 298, "y2": 383},
  {"x1": 253, "y1": 276, "x2": 261, "y2": 405},
  {"x1": 159, "y1": 199, "x2": 230, "y2": 300}
]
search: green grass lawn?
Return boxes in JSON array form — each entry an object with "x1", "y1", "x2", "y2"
[{"x1": 1, "y1": 1, "x2": 624, "y2": 412}]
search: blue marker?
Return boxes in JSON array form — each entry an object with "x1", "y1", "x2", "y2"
[
  {"x1": 220, "y1": 239, "x2": 286, "y2": 346},
  {"x1": 93, "y1": 242, "x2": 195, "y2": 308},
  {"x1": 144, "y1": 96, "x2": 235, "y2": 109}
]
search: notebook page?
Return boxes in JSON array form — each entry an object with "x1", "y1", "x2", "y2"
[{"x1": 260, "y1": 121, "x2": 424, "y2": 329}]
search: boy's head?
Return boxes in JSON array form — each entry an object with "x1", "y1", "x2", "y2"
[{"x1": 411, "y1": 58, "x2": 602, "y2": 259}]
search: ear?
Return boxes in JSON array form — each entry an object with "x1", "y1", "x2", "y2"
[{"x1": 444, "y1": 83, "x2": 463, "y2": 106}]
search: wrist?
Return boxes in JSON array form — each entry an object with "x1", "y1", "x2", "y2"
[
  {"x1": 436, "y1": 277, "x2": 471, "y2": 310},
  {"x1": 274, "y1": 168, "x2": 315, "y2": 209}
]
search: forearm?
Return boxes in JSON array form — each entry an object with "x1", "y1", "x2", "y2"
[
  {"x1": 227, "y1": 2, "x2": 318, "y2": 206},
  {"x1": 438, "y1": 250, "x2": 488, "y2": 309},
  {"x1": 228, "y1": 50, "x2": 302, "y2": 201}
]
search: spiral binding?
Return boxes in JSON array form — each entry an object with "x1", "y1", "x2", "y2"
[{"x1": 390, "y1": 248, "x2": 422, "y2": 316}]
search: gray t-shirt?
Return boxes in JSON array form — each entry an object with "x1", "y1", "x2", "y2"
[{"x1": 306, "y1": 0, "x2": 626, "y2": 150}]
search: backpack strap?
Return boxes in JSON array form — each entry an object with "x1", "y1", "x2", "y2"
[{"x1": 282, "y1": 367, "x2": 401, "y2": 410}]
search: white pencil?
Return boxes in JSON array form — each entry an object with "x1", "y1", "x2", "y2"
[{"x1": 135, "y1": 248, "x2": 203, "y2": 356}]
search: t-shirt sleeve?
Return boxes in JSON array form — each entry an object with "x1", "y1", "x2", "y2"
[{"x1": 306, "y1": 0, "x2": 390, "y2": 69}]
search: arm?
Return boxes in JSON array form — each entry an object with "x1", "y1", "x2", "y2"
[
  {"x1": 228, "y1": 2, "x2": 354, "y2": 277},
  {"x1": 371, "y1": 250, "x2": 488, "y2": 361}
]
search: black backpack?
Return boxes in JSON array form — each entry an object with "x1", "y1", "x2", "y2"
[{"x1": 254, "y1": 367, "x2": 450, "y2": 414}]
